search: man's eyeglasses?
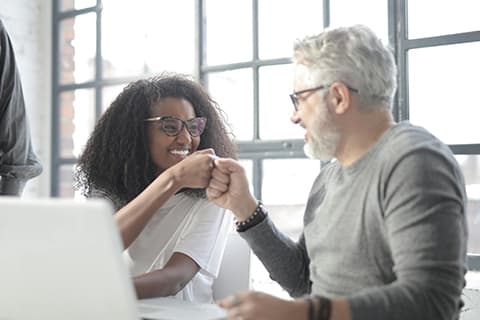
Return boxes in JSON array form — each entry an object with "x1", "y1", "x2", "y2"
[
  {"x1": 144, "y1": 116, "x2": 207, "y2": 137},
  {"x1": 289, "y1": 84, "x2": 359, "y2": 111}
]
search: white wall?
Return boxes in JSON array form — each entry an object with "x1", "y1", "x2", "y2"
[{"x1": 0, "y1": 0, "x2": 52, "y2": 197}]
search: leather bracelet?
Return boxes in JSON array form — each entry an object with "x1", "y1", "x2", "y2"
[
  {"x1": 313, "y1": 295, "x2": 332, "y2": 320},
  {"x1": 305, "y1": 297, "x2": 314, "y2": 320},
  {"x1": 235, "y1": 201, "x2": 267, "y2": 232}
]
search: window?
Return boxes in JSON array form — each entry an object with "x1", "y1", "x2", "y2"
[
  {"x1": 399, "y1": 0, "x2": 480, "y2": 284},
  {"x1": 52, "y1": 0, "x2": 480, "y2": 294},
  {"x1": 199, "y1": 0, "x2": 480, "y2": 292},
  {"x1": 52, "y1": 0, "x2": 195, "y2": 196},
  {"x1": 201, "y1": 0, "x2": 323, "y2": 295}
]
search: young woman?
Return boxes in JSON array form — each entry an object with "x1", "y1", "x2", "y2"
[{"x1": 75, "y1": 73, "x2": 236, "y2": 303}]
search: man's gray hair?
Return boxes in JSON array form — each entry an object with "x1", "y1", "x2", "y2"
[{"x1": 293, "y1": 25, "x2": 397, "y2": 110}]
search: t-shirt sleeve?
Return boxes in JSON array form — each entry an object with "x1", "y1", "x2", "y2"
[{"x1": 174, "y1": 199, "x2": 232, "y2": 278}]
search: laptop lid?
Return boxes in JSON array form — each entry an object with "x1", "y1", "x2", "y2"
[{"x1": 0, "y1": 197, "x2": 140, "y2": 320}]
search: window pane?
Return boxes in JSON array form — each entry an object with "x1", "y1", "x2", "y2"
[
  {"x1": 207, "y1": 69, "x2": 253, "y2": 141},
  {"x1": 466, "y1": 271, "x2": 480, "y2": 288},
  {"x1": 258, "y1": 0, "x2": 323, "y2": 59},
  {"x1": 59, "y1": 14, "x2": 96, "y2": 85},
  {"x1": 330, "y1": 0, "x2": 388, "y2": 44},
  {"x1": 102, "y1": 84, "x2": 127, "y2": 112},
  {"x1": 456, "y1": 155, "x2": 480, "y2": 255},
  {"x1": 262, "y1": 158, "x2": 319, "y2": 242},
  {"x1": 205, "y1": 0, "x2": 252, "y2": 65},
  {"x1": 60, "y1": 89, "x2": 95, "y2": 158},
  {"x1": 408, "y1": 43, "x2": 480, "y2": 144},
  {"x1": 102, "y1": 0, "x2": 195, "y2": 77},
  {"x1": 262, "y1": 159, "x2": 320, "y2": 206},
  {"x1": 59, "y1": 165, "x2": 75, "y2": 198},
  {"x1": 60, "y1": 0, "x2": 96, "y2": 11},
  {"x1": 259, "y1": 64, "x2": 305, "y2": 140},
  {"x1": 408, "y1": 0, "x2": 480, "y2": 39}
]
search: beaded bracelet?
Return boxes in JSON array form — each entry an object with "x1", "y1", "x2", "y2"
[{"x1": 235, "y1": 201, "x2": 267, "y2": 232}]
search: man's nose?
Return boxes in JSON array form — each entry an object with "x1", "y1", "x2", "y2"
[{"x1": 290, "y1": 110, "x2": 301, "y2": 125}]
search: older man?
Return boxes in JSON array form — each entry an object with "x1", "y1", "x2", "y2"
[{"x1": 207, "y1": 25, "x2": 467, "y2": 320}]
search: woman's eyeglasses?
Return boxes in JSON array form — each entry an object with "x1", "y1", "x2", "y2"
[{"x1": 144, "y1": 116, "x2": 207, "y2": 137}]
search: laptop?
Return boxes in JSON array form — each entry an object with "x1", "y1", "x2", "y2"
[{"x1": 0, "y1": 197, "x2": 226, "y2": 320}]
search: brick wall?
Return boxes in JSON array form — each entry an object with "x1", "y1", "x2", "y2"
[{"x1": 0, "y1": 0, "x2": 52, "y2": 197}]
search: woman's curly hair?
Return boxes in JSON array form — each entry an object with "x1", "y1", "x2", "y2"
[{"x1": 74, "y1": 72, "x2": 236, "y2": 206}]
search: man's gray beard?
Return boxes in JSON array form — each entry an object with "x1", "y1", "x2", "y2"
[
  {"x1": 303, "y1": 128, "x2": 339, "y2": 161},
  {"x1": 301, "y1": 96, "x2": 340, "y2": 161}
]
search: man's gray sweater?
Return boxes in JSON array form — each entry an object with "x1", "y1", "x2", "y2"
[{"x1": 240, "y1": 122, "x2": 467, "y2": 320}]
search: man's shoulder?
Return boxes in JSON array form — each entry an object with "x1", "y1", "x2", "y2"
[
  {"x1": 384, "y1": 121, "x2": 449, "y2": 154},
  {"x1": 379, "y1": 122, "x2": 461, "y2": 181},
  {"x1": 390, "y1": 121, "x2": 435, "y2": 140}
]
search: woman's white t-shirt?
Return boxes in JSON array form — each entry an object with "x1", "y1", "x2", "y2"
[{"x1": 123, "y1": 193, "x2": 231, "y2": 303}]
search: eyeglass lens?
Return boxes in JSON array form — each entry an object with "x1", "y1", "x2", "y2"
[
  {"x1": 289, "y1": 94, "x2": 299, "y2": 110},
  {"x1": 161, "y1": 117, "x2": 206, "y2": 137}
]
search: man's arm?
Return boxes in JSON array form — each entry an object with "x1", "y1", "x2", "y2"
[{"x1": 240, "y1": 218, "x2": 312, "y2": 297}]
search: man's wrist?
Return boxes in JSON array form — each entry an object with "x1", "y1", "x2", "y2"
[
  {"x1": 234, "y1": 196, "x2": 259, "y2": 222},
  {"x1": 235, "y1": 201, "x2": 267, "y2": 232}
]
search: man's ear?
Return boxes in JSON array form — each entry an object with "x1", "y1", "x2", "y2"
[{"x1": 328, "y1": 82, "x2": 352, "y2": 115}]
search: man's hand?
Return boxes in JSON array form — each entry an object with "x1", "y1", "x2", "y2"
[
  {"x1": 218, "y1": 291, "x2": 307, "y2": 320},
  {"x1": 206, "y1": 158, "x2": 258, "y2": 221}
]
